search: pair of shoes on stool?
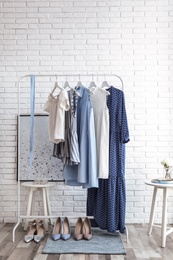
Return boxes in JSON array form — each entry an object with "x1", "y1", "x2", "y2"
[
  {"x1": 74, "y1": 217, "x2": 92, "y2": 241},
  {"x1": 24, "y1": 219, "x2": 45, "y2": 243},
  {"x1": 51, "y1": 217, "x2": 71, "y2": 241}
]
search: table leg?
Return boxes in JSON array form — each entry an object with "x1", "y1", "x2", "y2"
[
  {"x1": 31, "y1": 189, "x2": 36, "y2": 215},
  {"x1": 161, "y1": 187, "x2": 168, "y2": 247},
  {"x1": 24, "y1": 187, "x2": 34, "y2": 230},
  {"x1": 148, "y1": 186, "x2": 157, "y2": 235},
  {"x1": 42, "y1": 187, "x2": 48, "y2": 231},
  {"x1": 45, "y1": 187, "x2": 53, "y2": 225}
]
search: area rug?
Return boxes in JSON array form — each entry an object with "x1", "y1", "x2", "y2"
[{"x1": 42, "y1": 227, "x2": 126, "y2": 255}]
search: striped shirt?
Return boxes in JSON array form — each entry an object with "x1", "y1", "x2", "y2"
[{"x1": 53, "y1": 89, "x2": 80, "y2": 165}]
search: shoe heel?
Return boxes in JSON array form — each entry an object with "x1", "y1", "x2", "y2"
[
  {"x1": 52, "y1": 217, "x2": 62, "y2": 241},
  {"x1": 82, "y1": 217, "x2": 92, "y2": 240},
  {"x1": 74, "y1": 217, "x2": 83, "y2": 240},
  {"x1": 61, "y1": 217, "x2": 71, "y2": 240},
  {"x1": 34, "y1": 219, "x2": 45, "y2": 243},
  {"x1": 24, "y1": 219, "x2": 37, "y2": 243}
]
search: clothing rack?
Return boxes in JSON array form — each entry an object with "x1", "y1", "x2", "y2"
[{"x1": 13, "y1": 73, "x2": 128, "y2": 243}]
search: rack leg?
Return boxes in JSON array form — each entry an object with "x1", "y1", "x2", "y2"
[
  {"x1": 124, "y1": 225, "x2": 129, "y2": 243},
  {"x1": 12, "y1": 221, "x2": 20, "y2": 242}
]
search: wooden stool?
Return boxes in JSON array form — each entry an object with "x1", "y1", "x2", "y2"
[
  {"x1": 145, "y1": 180, "x2": 173, "y2": 247},
  {"x1": 21, "y1": 181, "x2": 55, "y2": 231}
]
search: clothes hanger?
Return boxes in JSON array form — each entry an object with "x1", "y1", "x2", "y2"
[
  {"x1": 64, "y1": 76, "x2": 80, "y2": 96},
  {"x1": 51, "y1": 75, "x2": 63, "y2": 94},
  {"x1": 88, "y1": 74, "x2": 97, "y2": 89},
  {"x1": 101, "y1": 75, "x2": 110, "y2": 89},
  {"x1": 64, "y1": 79, "x2": 72, "y2": 90},
  {"x1": 64, "y1": 75, "x2": 75, "y2": 90},
  {"x1": 76, "y1": 74, "x2": 83, "y2": 87}
]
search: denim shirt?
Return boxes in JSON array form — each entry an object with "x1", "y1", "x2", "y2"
[{"x1": 64, "y1": 86, "x2": 98, "y2": 188}]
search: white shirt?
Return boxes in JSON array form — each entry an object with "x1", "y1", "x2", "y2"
[{"x1": 43, "y1": 89, "x2": 70, "y2": 143}]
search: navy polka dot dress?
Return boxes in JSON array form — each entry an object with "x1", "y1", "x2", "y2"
[{"x1": 87, "y1": 86, "x2": 130, "y2": 233}]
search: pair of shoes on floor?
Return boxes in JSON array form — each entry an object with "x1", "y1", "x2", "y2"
[
  {"x1": 52, "y1": 217, "x2": 71, "y2": 241},
  {"x1": 74, "y1": 217, "x2": 92, "y2": 241},
  {"x1": 24, "y1": 219, "x2": 45, "y2": 243}
]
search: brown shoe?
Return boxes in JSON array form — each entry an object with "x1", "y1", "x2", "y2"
[
  {"x1": 74, "y1": 217, "x2": 83, "y2": 240},
  {"x1": 82, "y1": 217, "x2": 92, "y2": 240}
]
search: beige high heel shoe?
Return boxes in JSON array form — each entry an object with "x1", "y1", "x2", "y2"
[
  {"x1": 24, "y1": 219, "x2": 37, "y2": 243},
  {"x1": 34, "y1": 220, "x2": 45, "y2": 243},
  {"x1": 82, "y1": 217, "x2": 92, "y2": 240},
  {"x1": 74, "y1": 217, "x2": 83, "y2": 240}
]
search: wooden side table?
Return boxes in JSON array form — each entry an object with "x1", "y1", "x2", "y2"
[
  {"x1": 21, "y1": 181, "x2": 55, "y2": 231},
  {"x1": 145, "y1": 180, "x2": 173, "y2": 247}
]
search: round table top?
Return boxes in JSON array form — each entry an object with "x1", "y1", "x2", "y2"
[
  {"x1": 145, "y1": 180, "x2": 173, "y2": 188},
  {"x1": 21, "y1": 181, "x2": 56, "y2": 188}
]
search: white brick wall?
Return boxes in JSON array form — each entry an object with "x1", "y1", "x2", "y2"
[{"x1": 0, "y1": 0, "x2": 173, "y2": 225}]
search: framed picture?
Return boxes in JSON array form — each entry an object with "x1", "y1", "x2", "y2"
[{"x1": 18, "y1": 114, "x2": 64, "y2": 181}]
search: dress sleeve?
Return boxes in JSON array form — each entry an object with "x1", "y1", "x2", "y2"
[
  {"x1": 120, "y1": 91, "x2": 130, "y2": 144},
  {"x1": 60, "y1": 90, "x2": 70, "y2": 111}
]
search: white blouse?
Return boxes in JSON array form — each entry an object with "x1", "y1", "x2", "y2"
[{"x1": 43, "y1": 89, "x2": 70, "y2": 143}]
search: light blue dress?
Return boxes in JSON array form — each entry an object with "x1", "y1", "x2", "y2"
[{"x1": 64, "y1": 86, "x2": 98, "y2": 188}]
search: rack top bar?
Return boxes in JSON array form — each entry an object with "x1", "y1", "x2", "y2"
[
  {"x1": 18, "y1": 73, "x2": 122, "y2": 77},
  {"x1": 18, "y1": 73, "x2": 124, "y2": 89}
]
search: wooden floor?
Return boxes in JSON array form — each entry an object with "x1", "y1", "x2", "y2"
[{"x1": 0, "y1": 223, "x2": 173, "y2": 260}]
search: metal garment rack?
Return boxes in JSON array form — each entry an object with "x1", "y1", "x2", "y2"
[{"x1": 13, "y1": 73, "x2": 128, "y2": 243}]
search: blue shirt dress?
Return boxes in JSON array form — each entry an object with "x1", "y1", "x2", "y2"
[
  {"x1": 87, "y1": 86, "x2": 130, "y2": 233},
  {"x1": 64, "y1": 86, "x2": 98, "y2": 188}
]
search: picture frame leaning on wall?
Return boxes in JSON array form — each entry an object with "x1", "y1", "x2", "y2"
[{"x1": 17, "y1": 114, "x2": 64, "y2": 182}]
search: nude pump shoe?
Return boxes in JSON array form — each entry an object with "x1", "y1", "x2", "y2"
[
  {"x1": 82, "y1": 217, "x2": 92, "y2": 240},
  {"x1": 74, "y1": 217, "x2": 83, "y2": 240}
]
